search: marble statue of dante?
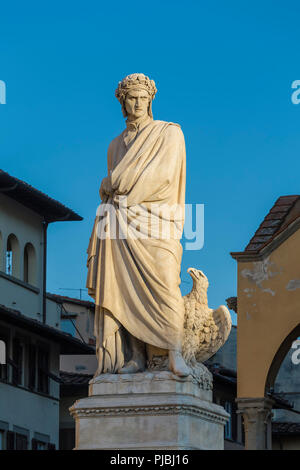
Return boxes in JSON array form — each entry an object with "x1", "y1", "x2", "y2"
[{"x1": 86, "y1": 73, "x2": 191, "y2": 377}]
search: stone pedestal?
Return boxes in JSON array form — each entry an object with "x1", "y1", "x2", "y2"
[{"x1": 70, "y1": 370, "x2": 229, "y2": 450}]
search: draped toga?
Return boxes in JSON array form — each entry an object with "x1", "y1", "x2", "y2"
[{"x1": 86, "y1": 119, "x2": 186, "y2": 374}]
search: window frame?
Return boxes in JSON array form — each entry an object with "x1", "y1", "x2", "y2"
[{"x1": 13, "y1": 426, "x2": 29, "y2": 451}]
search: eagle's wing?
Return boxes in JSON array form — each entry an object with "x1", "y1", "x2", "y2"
[{"x1": 195, "y1": 305, "x2": 232, "y2": 363}]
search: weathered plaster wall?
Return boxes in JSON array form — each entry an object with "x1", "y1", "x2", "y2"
[{"x1": 237, "y1": 229, "x2": 300, "y2": 398}]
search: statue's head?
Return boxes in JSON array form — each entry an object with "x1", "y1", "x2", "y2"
[{"x1": 115, "y1": 73, "x2": 157, "y2": 120}]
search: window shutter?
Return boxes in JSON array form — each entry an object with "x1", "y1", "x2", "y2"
[{"x1": 6, "y1": 431, "x2": 15, "y2": 450}]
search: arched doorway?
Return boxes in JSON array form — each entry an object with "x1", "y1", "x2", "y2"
[{"x1": 266, "y1": 324, "x2": 300, "y2": 394}]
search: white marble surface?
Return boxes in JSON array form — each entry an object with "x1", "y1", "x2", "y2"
[{"x1": 70, "y1": 371, "x2": 229, "y2": 450}]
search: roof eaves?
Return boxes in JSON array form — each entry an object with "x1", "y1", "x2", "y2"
[
  {"x1": 0, "y1": 169, "x2": 83, "y2": 223},
  {"x1": 231, "y1": 213, "x2": 300, "y2": 261},
  {"x1": 272, "y1": 422, "x2": 300, "y2": 436},
  {"x1": 47, "y1": 293, "x2": 95, "y2": 309},
  {"x1": 0, "y1": 304, "x2": 95, "y2": 354},
  {"x1": 231, "y1": 196, "x2": 300, "y2": 260}
]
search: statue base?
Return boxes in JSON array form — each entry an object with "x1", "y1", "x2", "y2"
[{"x1": 69, "y1": 370, "x2": 229, "y2": 450}]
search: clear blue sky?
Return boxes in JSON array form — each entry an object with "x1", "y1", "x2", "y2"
[{"x1": 1, "y1": 1, "x2": 300, "y2": 323}]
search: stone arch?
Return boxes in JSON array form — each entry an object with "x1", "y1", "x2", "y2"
[
  {"x1": 23, "y1": 242, "x2": 37, "y2": 286},
  {"x1": 6, "y1": 233, "x2": 20, "y2": 278},
  {"x1": 265, "y1": 323, "x2": 300, "y2": 393}
]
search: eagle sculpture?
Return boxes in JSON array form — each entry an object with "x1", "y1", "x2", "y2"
[
  {"x1": 147, "y1": 267, "x2": 232, "y2": 384},
  {"x1": 182, "y1": 268, "x2": 232, "y2": 365}
]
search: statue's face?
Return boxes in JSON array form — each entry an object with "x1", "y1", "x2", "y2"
[{"x1": 124, "y1": 88, "x2": 150, "y2": 120}]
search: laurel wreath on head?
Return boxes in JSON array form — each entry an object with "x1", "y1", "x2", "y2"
[{"x1": 115, "y1": 73, "x2": 157, "y2": 102}]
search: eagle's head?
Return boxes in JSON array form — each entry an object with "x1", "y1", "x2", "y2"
[{"x1": 187, "y1": 268, "x2": 209, "y2": 289}]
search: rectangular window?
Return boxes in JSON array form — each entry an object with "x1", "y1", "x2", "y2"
[
  {"x1": 15, "y1": 433, "x2": 28, "y2": 450},
  {"x1": 0, "y1": 422, "x2": 9, "y2": 451},
  {"x1": 12, "y1": 338, "x2": 23, "y2": 386},
  {"x1": 0, "y1": 336, "x2": 8, "y2": 382},
  {"x1": 32, "y1": 439, "x2": 48, "y2": 450},
  {"x1": 37, "y1": 348, "x2": 49, "y2": 394},
  {"x1": 0, "y1": 362, "x2": 7, "y2": 382},
  {"x1": 28, "y1": 344, "x2": 36, "y2": 390},
  {"x1": 6, "y1": 431, "x2": 15, "y2": 450},
  {"x1": 0, "y1": 431, "x2": 5, "y2": 450},
  {"x1": 61, "y1": 318, "x2": 77, "y2": 337},
  {"x1": 224, "y1": 401, "x2": 232, "y2": 440}
]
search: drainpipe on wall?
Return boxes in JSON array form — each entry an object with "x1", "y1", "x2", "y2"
[
  {"x1": 42, "y1": 220, "x2": 48, "y2": 324},
  {"x1": 42, "y1": 212, "x2": 71, "y2": 325}
]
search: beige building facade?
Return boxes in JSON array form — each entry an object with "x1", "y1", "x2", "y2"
[
  {"x1": 0, "y1": 170, "x2": 94, "y2": 450},
  {"x1": 231, "y1": 195, "x2": 300, "y2": 449}
]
